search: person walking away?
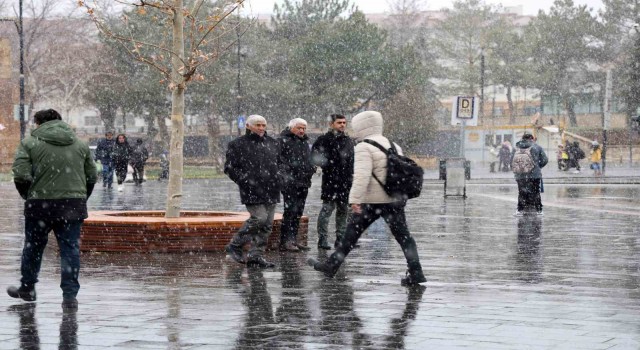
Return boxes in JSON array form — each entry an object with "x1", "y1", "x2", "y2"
[
  {"x1": 278, "y1": 118, "x2": 316, "y2": 252},
  {"x1": 571, "y1": 141, "x2": 585, "y2": 173},
  {"x1": 159, "y1": 150, "x2": 169, "y2": 180},
  {"x1": 112, "y1": 134, "x2": 131, "y2": 192},
  {"x1": 590, "y1": 141, "x2": 602, "y2": 177},
  {"x1": 224, "y1": 114, "x2": 281, "y2": 268},
  {"x1": 511, "y1": 131, "x2": 548, "y2": 216},
  {"x1": 130, "y1": 139, "x2": 149, "y2": 185},
  {"x1": 8, "y1": 109, "x2": 97, "y2": 310},
  {"x1": 308, "y1": 111, "x2": 427, "y2": 286},
  {"x1": 311, "y1": 114, "x2": 355, "y2": 250},
  {"x1": 95, "y1": 130, "x2": 115, "y2": 188},
  {"x1": 498, "y1": 142, "x2": 512, "y2": 172}
]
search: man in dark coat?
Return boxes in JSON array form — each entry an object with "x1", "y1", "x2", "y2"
[
  {"x1": 311, "y1": 114, "x2": 355, "y2": 250},
  {"x1": 511, "y1": 132, "x2": 548, "y2": 216},
  {"x1": 95, "y1": 130, "x2": 115, "y2": 188},
  {"x1": 9, "y1": 109, "x2": 97, "y2": 310},
  {"x1": 130, "y1": 139, "x2": 149, "y2": 185},
  {"x1": 278, "y1": 118, "x2": 316, "y2": 252},
  {"x1": 224, "y1": 114, "x2": 281, "y2": 268}
]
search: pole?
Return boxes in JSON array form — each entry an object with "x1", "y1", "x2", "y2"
[
  {"x1": 19, "y1": 0, "x2": 25, "y2": 140},
  {"x1": 479, "y1": 52, "x2": 485, "y2": 124},
  {"x1": 602, "y1": 68, "x2": 612, "y2": 175},
  {"x1": 235, "y1": 14, "x2": 241, "y2": 136},
  {"x1": 459, "y1": 120, "x2": 466, "y2": 158}
]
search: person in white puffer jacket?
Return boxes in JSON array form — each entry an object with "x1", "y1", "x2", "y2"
[{"x1": 308, "y1": 111, "x2": 427, "y2": 286}]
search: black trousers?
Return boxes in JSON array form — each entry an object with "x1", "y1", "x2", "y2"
[
  {"x1": 280, "y1": 187, "x2": 309, "y2": 244},
  {"x1": 327, "y1": 202, "x2": 422, "y2": 274},
  {"x1": 516, "y1": 178, "x2": 542, "y2": 212},
  {"x1": 132, "y1": 163, "x2": 145, "y2": 184}
]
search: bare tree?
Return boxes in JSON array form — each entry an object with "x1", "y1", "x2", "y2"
[{"x1": 81, "y1": 0, "x2": 245, "y2": 217}]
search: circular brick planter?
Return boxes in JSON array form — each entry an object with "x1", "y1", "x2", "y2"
[{"x1": 80, "y1": 210, "x2": 308, "y2": 253}]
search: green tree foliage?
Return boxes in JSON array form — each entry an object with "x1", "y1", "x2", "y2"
[{"x1": 525, "y1": 0, "x2": 600, "y2": 127}]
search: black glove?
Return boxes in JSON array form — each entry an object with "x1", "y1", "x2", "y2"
[
  {"x1": 86, "y1": 182, "x2": 95, "y2": 199},
  {"x1": 14, "y1": 181, "x2": 31, "y2": 200}
]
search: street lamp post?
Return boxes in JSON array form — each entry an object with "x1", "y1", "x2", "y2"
[
  {"x1": 480, "y1": 49, "x2": 485, "y2": 124},
  {"x1": 1, "y1": 1, "x2": 25, "y2": 139},
  {"x1": 19, "y1": 0, "x2": 24, "y2": 140}
]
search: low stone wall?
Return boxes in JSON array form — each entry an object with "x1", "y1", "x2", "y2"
[{"x1": 80, "y1": 210, "x2": 309, "y2": 253}]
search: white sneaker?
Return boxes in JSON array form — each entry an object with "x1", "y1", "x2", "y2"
[
  {"x1": 117, "y1": 185, "x2": 124, "y2": 192},
  {"x1": 514, "y1": 211, "x2": 524, "y2": 217}
]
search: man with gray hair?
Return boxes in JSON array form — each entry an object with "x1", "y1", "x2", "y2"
[
  {"x1": 278, "y1": 118, "x2": 316, "y2": 252},
  {"x1": 224, "y1": 114, "x2": 281, "y2": 268}
]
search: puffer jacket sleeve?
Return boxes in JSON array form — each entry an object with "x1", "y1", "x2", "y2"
[
  {"x1": 348, "y1": 143, "x2": 373, "y2": 204},
  {"x1": 12, "y1": 139, "x2": 33, "y2": 184}
]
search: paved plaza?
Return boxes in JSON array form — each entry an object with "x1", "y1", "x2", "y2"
[{"x1": 0, "y1": 168, "x2": 639, "y2": 349}]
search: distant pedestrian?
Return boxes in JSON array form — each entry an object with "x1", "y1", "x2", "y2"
[
  {"x1": 8, "y1": 109, "x2": 97, "y2": 310},
  {"x1": 556, "y1": 144, "x2": 568, "y2": 171},
  {"x1": 130, "y1": 139, "x2": 149, "y2": 185},
  {"x1": 159, "y1": 150, "x2": 169, "y2": 180},
  {"x1": 95, "y1": 130, "x2": 115, "y2": 188},
  {"x1": 224, "y1": 114, "x2": 280, "y2": 268},
  {"x1": 488, "y1": 144, "x2": 499, "y2": 173},
  {"x1": 311, "y1": 114, "x2": 355, "y2": 250},
  {"x1": 590, "y1": 141, "x2": 602, "y2": 177},
  {"x1": 511, "y1": 131, "x2": 548, "y2": 216},
  {"x1": 278, "y1": 118, "x2": 316, "y2": 252},
  {"x1": 567, "y1": 141, "x2": 584, "y2": 173},
  {"x1": 112, "y1": 134, "x2": 131, "y2": 192},
  {"x1": 498, "y1": 142, "x2": 512, "y2": 172},
  {"x1": 308, "y1": 111, "x2": 427, "y2": 286}
]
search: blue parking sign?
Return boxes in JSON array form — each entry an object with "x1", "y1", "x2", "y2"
[{"x1": 237, "y1": 115, "x2": 245, "y2": 128}]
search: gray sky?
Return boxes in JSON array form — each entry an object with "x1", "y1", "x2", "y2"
[{"x1": 246, "y1": 0, "x2": 604, "y2": 16}]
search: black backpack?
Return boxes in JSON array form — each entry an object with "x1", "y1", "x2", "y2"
[{"x1": 363, "y1": 139, "x2": 424, "y2": 200}]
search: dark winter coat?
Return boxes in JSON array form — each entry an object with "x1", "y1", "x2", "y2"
[
  {"x1": 130, "y1": 143, "x2": 149, "y2": 166},
  {"x1": 12, "y1": 120, "x2": 97, "y2": 220},
  {"x1": 112, "y1": 136, "x2": 131, "y2": 167},
  {"x1": 311, "y1": 130, "x2": 355, "y2": 202},
  {"x1": 95, "y1": 137, "x2": 115, "y2": 164},
  {"x1": 224, "y1": 130, "x2": 281, "y2": 205},
  {"x1": 511, "y1": 139, "x2": 548, "y2": 180},
  {"x1": 278, "y1": 128, "x2": 316, "y2": 190}
]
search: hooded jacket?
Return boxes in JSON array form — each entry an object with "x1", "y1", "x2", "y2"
[
  {"x1": 311, "y1": 129, "x2": 355, "y2": 202},
  {"x1": 278, "y1": 128, "x2": 316, "y2": 189},
  {"x1": 12, "y1": 120, "x2": 97, "y2": 220},
  {"x1": 224, "y1": 130, "x2": 281, "y2": 205},
  {"x1": 349, "y1": 111, "x2": 403, "y2": 204},
  {"x1": 511, "y1": 139, "x2": 548, "y2": 180}
]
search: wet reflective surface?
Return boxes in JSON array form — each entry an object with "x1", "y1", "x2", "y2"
[{"x1": 1, "y1": 178, "x2": 639, "y2": 349}]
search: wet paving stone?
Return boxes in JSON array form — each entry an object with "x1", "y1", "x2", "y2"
[{"x1": 0, "y1": 178, "x2": 639, "y2": 349}]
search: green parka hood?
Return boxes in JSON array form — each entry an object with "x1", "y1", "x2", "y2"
[{"x1": 31, "y1": 120, "x2": 76, "y2": 146}]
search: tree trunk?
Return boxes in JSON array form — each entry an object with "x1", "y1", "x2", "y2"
[
  {"x1": 99, "y1": 105, "x2": 116, "y2": 133},
  {"x1": 566, "y1": 100, "x2": 578, "y2": 127},
  {"x1": 165, "y1": 1, "x2": 186, "y2": 218},
  {"x1": 507, "y1": 86, "x2": 515, "y2": 125}
]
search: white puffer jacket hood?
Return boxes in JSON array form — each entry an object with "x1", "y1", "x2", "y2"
[
  {"x1": 351, "y1": 111, "x2": 383, "y2": 141},
  {"x1": 348, "y1": 111, "x2": 403, "y2": 204}
]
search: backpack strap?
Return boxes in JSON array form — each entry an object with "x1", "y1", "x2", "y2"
[{"x1": 362, "y1": 139, "x2": 397, "y2": 187}]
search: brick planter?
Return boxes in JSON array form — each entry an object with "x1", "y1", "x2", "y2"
[{"x1": 80, "y1": 210, "x2": 308, "y2": 253}]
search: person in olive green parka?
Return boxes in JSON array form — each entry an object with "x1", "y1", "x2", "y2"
[{"x1": 8, "y1": 109, "x2": 97, "y2": 310}]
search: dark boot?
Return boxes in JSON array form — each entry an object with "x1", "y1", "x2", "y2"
[
  {"x1": 246, "y1": 256, "x2": 275, "y2": 268},
  {"x1": 400, "y1": 269, "x2": 427, "y2": 286},
  {"x1": 225, "y1": 244, "x2": 245, "y2": 264},
  {"x1": 294, "y1": 243, "x2": 310, "y2": 251},
  {"x1": 307, "y1": 258, "x2": 336, "y2": 278},
  {"x1": 7, "y1": 284, "x2": 36, "y2": 302},
  {"x1": 318, "y1": 236, "x2": 331, "y2": 250},
  {"x1": 279, "y1": 241, "x2": 299, "y2": 252},
  {"x1": 61, "y1": 298, "x2": 78, "y2": 311}
]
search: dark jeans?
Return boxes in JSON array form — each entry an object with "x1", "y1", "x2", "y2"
[
  {"x1": 115, "y1": 161, "x2": 128, "y2": 184},
  {"x1": 21, "y1": 217, "x2": 82, "y2": 299},
  {"x1": 516, "y1": 178, "x2": 542, "y2": 212},
  {"x1": 132, "y1": 163, "x2": 145, "y2": 184},
  {"x1": 101, "y1": 161, "x2": 114, "y2": 187},
  {"x1": 229, "y1": 204, "x2": 276, "y2": 259},
  {"x1": 326, "y1": 202, "x2": 422, "y2": 274},
  {"x1": 281, "y1": 187, "x2": 308, "y2": 244}
]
